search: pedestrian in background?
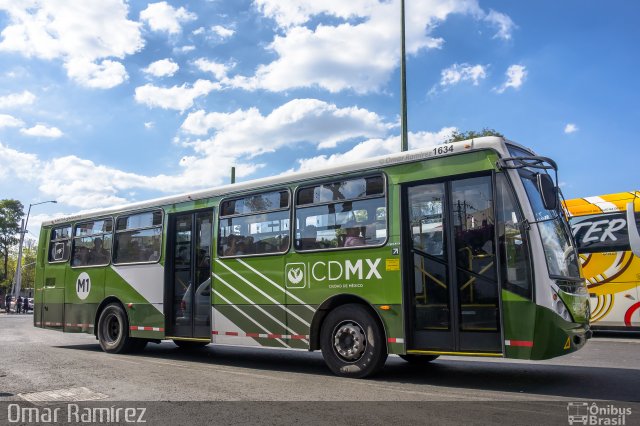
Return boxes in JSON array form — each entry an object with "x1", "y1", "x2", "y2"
[
  {"x1": 4, "y1": 293, "x2": 10, "y2": 314},
  {"x1": 16, "y1": 295, "x2": 22, "y2": 314},
  {"x1": 23, "y1": 296, "x2": 29, "y2": 314}
]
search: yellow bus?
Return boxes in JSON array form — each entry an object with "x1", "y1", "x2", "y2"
[{"x1": 564, "y1": 191, "x2": 640, "y2": 330}]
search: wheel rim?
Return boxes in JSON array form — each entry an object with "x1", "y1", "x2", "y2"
[
  {"x1": 103, "y1": 312, "x2": 121, "y2": 345},
  {"x1": 332, "y1": 320, "x2": 366, "y2": 362}
]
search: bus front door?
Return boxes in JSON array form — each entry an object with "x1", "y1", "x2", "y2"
[
  {"x1": 40, "y1": 263, "x2": 66, "y2": 329},
  {"x1": 404, "y1": 175, "x2": 502, "y2": 354},
  {"x1": 166, "y1": 210, "x2": 213, "y2": 340}
]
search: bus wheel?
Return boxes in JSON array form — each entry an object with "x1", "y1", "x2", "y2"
[
  {"x1": 97, "y1": 303, "x2": 144, "y2": 353},
  {"x1": 399, "y1": 354, "x2": 439, "y2": 364},
  {"x1": 320, "y1": 304, "x2": 387, "y2": 378},
  {"x1": 173, "y1": 340, "x2": 208, "y2": 350}
]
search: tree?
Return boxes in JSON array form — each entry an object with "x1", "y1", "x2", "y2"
[
  {"x1": 445, "y1": 128, "x2": 504, "y2": 143},
  {"x1": 0, "y1": 199, "x2": 24, "y2": 284}
]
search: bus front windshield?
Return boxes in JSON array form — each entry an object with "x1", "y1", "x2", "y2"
[{"x1": 508, "y1": 147, "x2": 581, "y2": 280}]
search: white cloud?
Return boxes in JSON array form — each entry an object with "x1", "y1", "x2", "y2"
[
  {"x1": 432, "y1": 63, "x2": 487, "y2": 94},
  {"x1": 144, "y1": 121, "x2": 155, "y2": 129},
  {"x1": 0, "y1": 0, "x2": 143, "y2": 89},
  {"x1": 143, "y1": 58, "x2": 180, "y2": 77},
  {"x1": 564, "y1": 123, "x2": 578, "y2": 134},
  {"x1": 211, "y1": 25, "x2": 235, "y2": 39},
  {"x1": 20, "y1": 124, "x2": 64, "y2": 138},
  {"x1": 225, "y1": 0, "x2": 507, "y2": 94},
  {"x1": 65, "y1": 59, "x2": 128, "y2": 89},
  {"x1": 194, "y1": 58, "x2": 233, "y2": 80},
  {"x1": 293, "y1": 127, "x2": 456, "y2": 172},
  {"x1": 485, "y1": 10, "x2": 516, "y2": 40},
  {"x1": 0, "y1": 143, "x2": 41, "y2": 181},
  {"x1": 0, "y1": 90, "x2": 36, "y2": 108},
  {"x1": 495, "y1": 64, "x2": 527, "y2": 93},
  {"x1": 140, "y1": 2, "x2": 197, "y2": 35},
  {"x1": 134, "y1": 80, "x2": 220, "y2": 112},
  {"x1": 254, "y1": 0, "x2": 379, "y2": 28},
  {"x1": 174, "y1": 45, "x2": 196, "y2": 54},
  {"x1": 0, "y1": 114, "x2": 24, "y2": 128},
  {"x1": 180, "y1": 98, "x2": 390, "y2": 150}
]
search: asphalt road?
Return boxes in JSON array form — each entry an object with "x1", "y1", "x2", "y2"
[{"x1": 1, "y1": 314, "x2": 638, "y2": 425}]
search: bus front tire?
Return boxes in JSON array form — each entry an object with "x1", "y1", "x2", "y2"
[
  {"x1": 97, "y1": 303, "x2": 147, "y2": 353},
  {"x1": 320, "y1": 304, "x2": 387, "y2": 378}
]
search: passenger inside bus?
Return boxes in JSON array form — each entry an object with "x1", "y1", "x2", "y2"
[
  {"x1": 299, "y1": 225, "x2": 320, "y2": 250},
  {"x1": 90, "y1": 238, "x2": 110, "y2": 264},
  {"x1": 343, "y1": 222, "x2": 365, "y2": 247}
]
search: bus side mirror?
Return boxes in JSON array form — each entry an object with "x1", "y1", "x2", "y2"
[
  {"x1": 627, "y1": 202, "x2": 640, "y2": 258},
  {"x1": 536, "y1": 173, "x2": 558, "y2": 211}
]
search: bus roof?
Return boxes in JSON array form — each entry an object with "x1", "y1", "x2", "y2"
[
  {"x1": 564, "y1": 191, "x2": 640, "y2": 216},
  {"x1": 43, "y1": 136, "x2": 514, "y2": 227}
]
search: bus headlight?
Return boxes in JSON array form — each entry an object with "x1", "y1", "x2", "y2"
[{"x1": 552, "y1": 292, "x2": 574, "y2": 322}]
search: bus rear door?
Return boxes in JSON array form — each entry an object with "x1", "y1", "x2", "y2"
[{"x1": 165, "y1": 210, "x2": 213, "y2": 340}]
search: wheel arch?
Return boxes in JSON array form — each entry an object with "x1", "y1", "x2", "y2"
[
  {"x1": 94, "y1": 296, "x2": 130, "y2": 336},
  {"x1": 309, "y1": 294, "x2": 387, "y2": 351}
]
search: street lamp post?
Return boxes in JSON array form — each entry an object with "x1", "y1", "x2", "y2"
[
  {"x1": 400, "y1": 0, "x2": 409, "y2": 152},
  {"x1": 13, "y1": 200, "x2": 57, "y2": 298}
]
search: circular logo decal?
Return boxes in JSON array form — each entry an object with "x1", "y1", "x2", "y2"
[{"x1": 76, "y1": 272, "x2": 91, "y2": 300}]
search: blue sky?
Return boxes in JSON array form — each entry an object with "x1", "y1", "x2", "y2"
[{"x1": 0, "y1": 0, "x2": 638, "y2": 239}]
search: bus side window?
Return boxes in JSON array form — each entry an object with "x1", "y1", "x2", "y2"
[
  {"x1": 48, "y1": 225, "x2": 71, "y2": 263},
  {"x1": 113, "y1": 210, "x2": 163, "y2": 264},
  {"x1": 294, "y1": 175, "x2": 387, "y2": 252},
  {"x1": 218, "y1": 190, "x2": 290, "y2": 257},
  {"x1": 72, "y1": 219, "x2": 113, "y2": 267}
]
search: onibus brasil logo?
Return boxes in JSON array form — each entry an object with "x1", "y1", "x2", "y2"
[{"x1": 567, "y1": 402, "x2": 632, "y2": 425}]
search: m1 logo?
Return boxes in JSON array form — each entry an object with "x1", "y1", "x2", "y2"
[{"x1": 76, "y1": 272, "x2": 91, "y2": 300}]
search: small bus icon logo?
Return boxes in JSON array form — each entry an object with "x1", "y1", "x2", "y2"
[{"x1": 567, "y1": 402, "x2": 589, "y2": 425}]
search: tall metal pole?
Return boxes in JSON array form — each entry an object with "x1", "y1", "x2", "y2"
[
  {"x1": 231, "y1": 167, "x2": 236, "y2": 184},
  {"x1": 400, "y1": 0, "x2": 409, "y2": 152},
  {"x1": 11, "y1": 218, "x2": 25, "y2": 298},
  {"x1": 13, "y1": 200, "x2": 56, "y2": 298}
]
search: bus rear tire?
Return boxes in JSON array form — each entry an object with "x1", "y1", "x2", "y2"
[
  {"x1": 320, "y1": 304, "x2": 387, "y2": 378},
  {"x1": 97, "y1": 303, "x2": 146, "y2": 353},
  {"x1": 399, "y1": 354, "x2": 439, "y2": 363},
  {"x1": 173, "y1": 340, "x2": 208, "y2": 350}
]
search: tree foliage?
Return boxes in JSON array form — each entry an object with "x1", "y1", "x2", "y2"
[
  {"x1": 0, "y1": 199, "x2": 24, "y2": 283},
  {"x1": 445, "y1": 128, "x2": 505, "y2": 143}
]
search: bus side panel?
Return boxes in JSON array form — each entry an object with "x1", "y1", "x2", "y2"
[
  {"x1": 105, "y1": 265, "x2": 165, "y2": 339},
  {"x1": 64, "y1": 266, "x2": 105, "y2": 333},
  {"x1": 501, "y1": 290, "x2": 535, "y2": 359}
]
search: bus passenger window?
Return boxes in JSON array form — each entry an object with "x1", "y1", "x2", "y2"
[
  {"x1": 294, "y1": 175, "x2": 387, "y2": 252},
  {"x1": 218, "y1": 190, "x2": 290, "y2": 257},
  {"x1": 72, "y1": 219, "x2": 113, "y2": 267},
  {"x1": 113, "y1": 210, "x2": 163, "y2": 264},
  {"x1": 48, "y1": 225, "x2": 72, "y2": 263}
]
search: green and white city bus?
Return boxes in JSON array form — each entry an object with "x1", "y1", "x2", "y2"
[{"x1": 34, "y1": 136, "x2": 591, "y2": 378}]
